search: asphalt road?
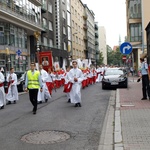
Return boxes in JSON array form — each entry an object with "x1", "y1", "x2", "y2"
[{"x1": 0, "y1": 82, "x2": 112, "y2": 150}]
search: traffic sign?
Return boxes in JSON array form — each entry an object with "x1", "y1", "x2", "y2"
[
  {"x1": 120, "y1": 42, "x2": 132, "y2": 55},
  {"x1": 16, "y1": 49, "x2": 22, "y2": 56}
]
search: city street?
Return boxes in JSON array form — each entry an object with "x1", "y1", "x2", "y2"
[{"x1": 0, "y1": 82, "x2": 113, "y2": 150}]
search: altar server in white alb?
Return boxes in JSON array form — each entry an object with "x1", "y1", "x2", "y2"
[
  {"x1": 6, "y1": 68, "x2": 18, "y2": 104},
  {"x1": 68, "y1": 60, "x2": 84, "y2": 107},
  {"x1": 0, "y1": 68, "x2": 6, "y2": 109},
  {"x1": 38, "y1": 65, "x2": 51, "y2": 103}
]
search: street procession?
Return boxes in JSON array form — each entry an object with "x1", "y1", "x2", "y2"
[{"x1": 0, "y1": 57, "x2": 108, "y2": 114}]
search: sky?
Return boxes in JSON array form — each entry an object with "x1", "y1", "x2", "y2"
[{"x1": 81, "y1": 0, "x2": 127, "y2": 49}]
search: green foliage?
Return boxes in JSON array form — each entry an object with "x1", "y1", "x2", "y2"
[
  {"x1": 97, "y1": 52, "x2": 104, "y2": 65},
  {"x1": 107, "y1": 46, "x2": 124, "y2": 66}
]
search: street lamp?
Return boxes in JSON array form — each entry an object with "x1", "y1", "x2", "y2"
[{"x1": 34, "y1": 31, "x2": 41, "y2": 67}]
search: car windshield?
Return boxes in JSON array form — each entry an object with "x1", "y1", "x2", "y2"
[{"x1": 105, "y1": 69, "x2": 124, "y2": 76}]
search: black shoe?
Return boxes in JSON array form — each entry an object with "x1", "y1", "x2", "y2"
[
  {"x1": 45, "y1": 99, "x2": 48, "y2": 103},
  {"x1": 78, "y1": 103, "x2": 82, "y2": 107},
  {"x1": 67, "y1": 99, "x2": 71, "y2": 103},
  {"x1": 7, "y1": 101, "x2": 11, "y2": 105},
  {"x1": 1, "y1": 106, "x2": 4, "y2": 109},
  {"x1": 74, "y1": 103, "x2": 78, "y2": 107},
  {"x1": 141, "y1": 98, "x2": 147, "y2": 100},
  {"x1": 38, "y1": 101, "x2": 42, "y2": 104},
  {"x1": 33, "y1": 111, "x2": 36, "y2": 115},
  {"x1": 14, "y1": 101, "x2": 16, "y2": 104}
]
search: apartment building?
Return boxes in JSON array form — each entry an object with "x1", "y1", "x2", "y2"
[
  {"x1": 0, "y1": 0, "x2": 43, "y2": 71},
  {"x1": 126, "y1": 0, "x2": 150, "y2": 70},
  {"x1": 38, "y1": 0, "x2": 69, "y2": 68},
  {"x1": 84, "y1": 4, "x2": 95, "y2": 64},
  {"x1": 70, "y1": 0, "x2": 86, "y2": 60},
  {"x1": 95, "y1": 22, "x2": 99, "y2": 66},
  {"x1": 99, "y1": 26, "x2": 107, "y2": 65}
]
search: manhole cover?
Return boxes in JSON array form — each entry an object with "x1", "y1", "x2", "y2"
[{"x1": 21, "y1": 131, "x2": 70, "y2": 144}]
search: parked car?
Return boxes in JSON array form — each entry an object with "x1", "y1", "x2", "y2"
[
  {"x1": 102, "y1": 68, "x2": 128, "y2": 89},
  {"x1": 16, "y1": 72, "x2": 26, "y2": 92}
]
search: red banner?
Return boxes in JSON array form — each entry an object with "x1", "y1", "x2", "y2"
[{"x1": 38, "y1": 51, "x2": 53, "y2": 72}]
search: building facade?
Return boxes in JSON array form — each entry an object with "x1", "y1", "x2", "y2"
[
  {"x1": 0, "y1": 0, "x2": 43, "y2": 72},
  {"x1": 94, "y1": 22, "x2": 99, "y2": 66},
  {"x1": 70, "y1": 0, "x2": 86, "y2": 61},
  {"x1": 99, "y1": 26, "x2": 107, "y2": 65},
  {"x1": 84, "y1": 4, "x2": 95, "y2": 64},
  {"x1": 126, "y1": 0, "x2": 150, "y2": 70}
]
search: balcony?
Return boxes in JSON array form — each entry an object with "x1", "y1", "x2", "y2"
[
  {"x1": 41, "y1": 3, "x2": 47, "y2": 13},
  {"x1": 95, "y1": 33, "x2": 99, "y2": 38},
  {"x1": 0, "y1": 3, "x2": 43, "y2": 32},
  {"x1": 83, "y1": 14, "x2": 88, "y2": 20},
  {"x1": 28, "y1": 0, "x2": 42, "y2": 6},
  {"x1": 95, "y1": 24, "x2": 98, "y2": 30},
  {"x1": 96, "y1": 50, "x2": 100, "y2": 54},
  {"x1": 41, "y1": 24, "x2": 48, "y2": 33},
  {"x1": 95, "y1": 41, "x2": 99, "y2": 45},
  {"x1": 83, "y1": 36, "x2": 88, "y2": 41},
  {"x1": 83, "y1": 24, "x2": 88, "y2": 30}
]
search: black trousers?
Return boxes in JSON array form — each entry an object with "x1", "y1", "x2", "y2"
[
  {"x1": 142, "y1": 75, "x2": 150, "y2": 98},
  {"x1": 29, "y1": 89, "x2": 38, "y2": 112}
]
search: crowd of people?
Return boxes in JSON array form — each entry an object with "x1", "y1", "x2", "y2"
[{"x1": 0, "y1": 61, "x2": 109, "y2": 114}]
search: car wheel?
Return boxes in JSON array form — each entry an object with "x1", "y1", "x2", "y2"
[
  {"x1": 124, "y1": 79, "x2": 128, "y2": 88},
  {"x1": 102, "y1": 83, "x2": 106, "y2": 89}
]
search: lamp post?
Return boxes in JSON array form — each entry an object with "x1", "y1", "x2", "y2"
[
  {"x1": 5, "y1": 47, "x2": 10, "y2": 71},
  {"x1": 34, "y1": 31, "x2": 41, "y2": 68}
]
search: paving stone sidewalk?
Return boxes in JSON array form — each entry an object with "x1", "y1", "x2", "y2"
[{"x1": 118, "y1": 77, "x2": 150, "y2": 150}]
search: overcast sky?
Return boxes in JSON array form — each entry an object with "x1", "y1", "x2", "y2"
[{"x1": 81, "y1": 0, "x2": 127, "y2": 48}]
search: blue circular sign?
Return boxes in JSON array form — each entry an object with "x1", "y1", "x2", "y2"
[
  {"x1": 120, "y1": 42, "x2": 132, "y2": 55},
  {"x1": 16, "y1": 49, "x2": 22, "y2": 56}
]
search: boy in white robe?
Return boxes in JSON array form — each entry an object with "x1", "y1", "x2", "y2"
[
  {"x1": 6, "y1": 68, "x2": 18, "y2": 104},
  {"x1": 68, "y1": 60, "x2": 83, "y2": 107},
  {"x1": 38, "y1": 65, "x2": 51, "y2": 103}
]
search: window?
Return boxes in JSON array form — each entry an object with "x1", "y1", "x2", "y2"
[
  {"x1": 43, "y1": 18, "x2": 47, "y2": 29},
  {"x1": 63, "y1": 10, "x2": 66, "y2": 19},
  {"x1": 64, "y1": 42, "x2": 67, "y2": 50},
  {"x1": 130, "y1": 23, "x2": 142, "y2": 42},
  {"x1": 63, "y1": 26, "x2": 66, "y2": 35},
  {"x1": 49, "y1": 39, "x2": 53, "y2": 47},
  {"x1": 48, "y1": 3, "x2": 52, "y2": 13},
  {"x1": 49, "y1": 21, "x2": 53, "y2": 31},
  {"x1": 43, "y1": 37, "x2": 48, "y2": 46}
]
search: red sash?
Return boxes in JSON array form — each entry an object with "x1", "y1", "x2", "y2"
[
  {"x1": 0, "y1": 83, "x2": 4, "y2": 87},
  {"x1": 63, "y1": 82, "x2": 73, "y2": 93},
  {"x1": 46, "y1": 82, "x2": 53, "y2": 95},
  {"x1": 6, "y1": 80, "x2": 14, "y2": 94}
]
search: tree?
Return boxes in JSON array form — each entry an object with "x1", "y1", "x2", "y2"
[
  {"x1": 97, "y1": 52, "x2": 104, "y2": 65},
  {"x1": 107, "y1": 46, "x2": 124, "y2": 66}
]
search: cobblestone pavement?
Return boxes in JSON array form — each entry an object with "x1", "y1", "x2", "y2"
[{"x1": 119, "y1": 77, "x2": 150, "y2": 150}]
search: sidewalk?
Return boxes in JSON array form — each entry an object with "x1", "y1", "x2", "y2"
[{"x1": 115, "y1": 76, "x2": 150, "y2": 150}]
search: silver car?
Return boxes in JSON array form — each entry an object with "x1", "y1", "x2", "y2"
[{"x1": 102, "y1": 68, "x2": 128, "y2": 89}]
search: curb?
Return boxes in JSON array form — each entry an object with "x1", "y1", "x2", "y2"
[
  {"x1": 114, "y1": 89, "x2": 123, "y2": 150},
  {"x1": 98, "y1": 90, "x2": 115, "y2": 150}
]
